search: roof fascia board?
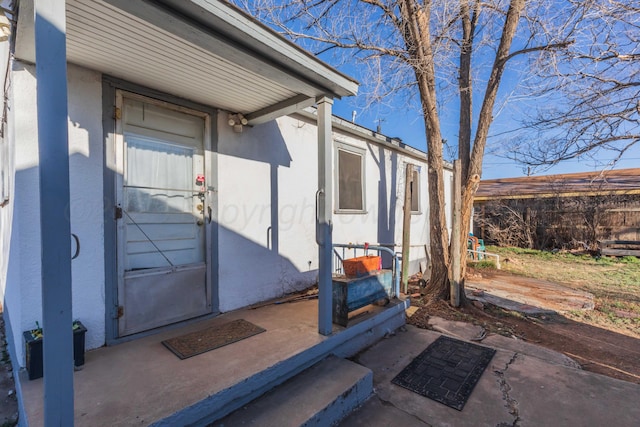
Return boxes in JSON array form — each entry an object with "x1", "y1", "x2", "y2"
[
  {"x1": 157, "y1": 0, "x2": 358, "y2": 98},
  {"x1": 294, "y1": 108, "x2": 453, "y2": 169},
  {"x1": 475, "y1": 188, "x2": 640, "y2": 202},
  {"x1": 102, "y1": 0, "x2": 333, "y2": 98}
]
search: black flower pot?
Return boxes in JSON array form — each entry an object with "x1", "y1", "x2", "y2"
[{"x1": 23, "y1": 320, "x2": 87, "y2": 380}]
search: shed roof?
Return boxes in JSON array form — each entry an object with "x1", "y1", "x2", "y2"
[{"x1": 475, "y1": 168, "x2": 640, "y2": 202}]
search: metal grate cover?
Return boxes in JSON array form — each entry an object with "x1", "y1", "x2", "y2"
[{"x1": 392, "y1": 336, "x2": 496, "y2": 411}]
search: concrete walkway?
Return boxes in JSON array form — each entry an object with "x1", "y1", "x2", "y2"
[{"x1": 340, "y1": 319, "x2": 640, "y2": 427}]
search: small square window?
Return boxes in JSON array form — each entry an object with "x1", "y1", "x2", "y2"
[{"x1": 336, "y1": 145, "x2": 365, "y2": 212}]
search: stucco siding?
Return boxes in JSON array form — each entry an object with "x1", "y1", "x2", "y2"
[
  {"x1": 216, "y1": 117, "x2": 319, "y2": 312},
  {"x1": 216, "y1": 113, "x2": 435, "y2": 312},
  {"x1": 4, "y1": 61, "x2": 448, "y2": 343},
  {"x1": 4, "y1": 62, "x2": 105, "y2": 365},
  {"x1": 6, "y1": 62, "x2": 41, "y2": 366},
  {"x1": 66, "y1": 64, "x2": 106, "y2": 351},
  {"x1": 0, "y1": 40, "x2": 18, "y2": 334}
]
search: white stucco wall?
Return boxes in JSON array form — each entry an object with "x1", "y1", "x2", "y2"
[
  {"x1": 216, "y1": 117, "x2": 319, "y2": 311},
  {"x1": 5, "y1": 62, "x2": 40, "y2": 366},
  {"x1": 4, "y1": 62, "x2": 105, "y2": 365},
  {"x1": 0, "y1": 39, "x2": 12, "y2": 303},
  {"x1": 0, "y1": 39, "x2": 19, "y2": 352},
  {"x1": 0, "y1": 38, "x2": 10, "y2": 268},
  {"x1": 216, "y1": 113, "x2": 437, "y2": 312},
  {"x1": 3, "y1": 60, "x2": 453, "y2": 348},
  {"x1": 66, "y1": 64, "x2": 105, "y2": 350}
]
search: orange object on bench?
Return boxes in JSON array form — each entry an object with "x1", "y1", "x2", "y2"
[{"x1": 342, "y1": 255, "x2": 382, "y2": 278}]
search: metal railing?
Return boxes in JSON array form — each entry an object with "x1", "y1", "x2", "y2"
[
  {"x1": 332, "y1": 243, "x2": 401, "y2": 298},
  {"x1": 467, "y1": 249, "x2": 501, "y2": 269}
]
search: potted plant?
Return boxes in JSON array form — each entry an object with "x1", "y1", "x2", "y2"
[{"x1": 23, "y1": 320, "x2": 87, "y2": 380}]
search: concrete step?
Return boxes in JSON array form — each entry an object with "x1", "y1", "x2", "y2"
[{"x1": 212, "y1": 356, "x2": 373, "y2": 427}]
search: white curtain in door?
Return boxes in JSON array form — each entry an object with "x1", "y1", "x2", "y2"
[{"x1": 125, "y1": 134, "x2": 194, "y2": 213}]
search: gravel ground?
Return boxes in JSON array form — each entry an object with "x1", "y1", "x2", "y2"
[{"x1": 0, "y1": 314, "x2": 19, "y2": 427}]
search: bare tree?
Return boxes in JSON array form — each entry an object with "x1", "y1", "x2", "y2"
[
  {"x1": 501, "y1": 2, "x2": 640, "y2": 171},
  {"x1": 233, "y1": 0, "x2": 602, "y2": 303},
  {"x1": 475, "y1": 200, "x2": 535, "y2": 248}
]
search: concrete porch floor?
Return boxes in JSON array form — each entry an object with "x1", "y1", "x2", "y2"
[{"x1": 18, "y1": 298, "x2": 407, "y2": 426}]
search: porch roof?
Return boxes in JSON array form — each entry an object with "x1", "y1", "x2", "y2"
[{"x1": 15, "y1": 0, "x2": 358, "y2": 124}]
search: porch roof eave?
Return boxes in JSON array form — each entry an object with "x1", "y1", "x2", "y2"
[{"x1": 13, "y1": 0, "x2": 359, "y2": 123}]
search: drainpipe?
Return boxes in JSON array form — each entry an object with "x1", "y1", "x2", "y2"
[
  {"x1": 316, "y1": 96, "x2": 333, "y2": 336},
  {"x1": 35, "y1": 0, "x2": 74, "y2": 424}
]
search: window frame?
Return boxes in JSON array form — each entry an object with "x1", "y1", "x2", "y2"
[
  {"x1": 334, "y1": 142, "x2": 367, "y2": 214},
  {"x1": 410, "y1": 165, "x2": 421, "y2": 214}
]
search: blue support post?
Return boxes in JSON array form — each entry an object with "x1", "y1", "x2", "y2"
[
  {"x1": 34, "y1": 0, "x2": 74, "y2": 425},
  {"x1": 316, "y1": 97, "x2": 333, "y2": 336}
]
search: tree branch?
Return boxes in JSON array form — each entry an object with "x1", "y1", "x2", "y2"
[{"x1": 503, "y1": 41, "x2": 574, "y2": 65}]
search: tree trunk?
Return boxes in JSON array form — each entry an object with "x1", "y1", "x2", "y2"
[
  {"x1": 424, "y1": 128, "x2": 450, "y2": 301},
  {"x1": 399, "y1": 0, "x2": 451, "y2": 300},
  {"x1": 452, "y1": 0, "x2": 479, "y2": 305},
  {"x1": 458, "y1": 173, "x2": 480, "y2": 289},
  {"x1": 404, "y1": 0, "x2": 525, "y2": 302},
  {"x1": 458, "y1": 0, "x2": 478, "y2": 185},
  {"x1": 457, "y1": 0, "x2": 526, "y2": 297}
]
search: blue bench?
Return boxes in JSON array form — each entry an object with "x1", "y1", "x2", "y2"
[{"x1": 332, "y1": 270, "x2": 393, "y2": 326}]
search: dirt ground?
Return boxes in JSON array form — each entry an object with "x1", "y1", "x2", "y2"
[{"x1": 407, "y1": 271, "x2": 640, "y2": 385}]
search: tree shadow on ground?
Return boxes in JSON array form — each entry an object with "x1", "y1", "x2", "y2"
[{"x1": 408, "y1": 299, "x2": 640, "y2": 385}]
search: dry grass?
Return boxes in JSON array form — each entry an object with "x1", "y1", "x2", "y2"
[{"x1": 487, "y1": 246, "x2": 640, "y2": 338}]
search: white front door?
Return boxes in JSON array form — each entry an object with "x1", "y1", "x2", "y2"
[{"x1": 116, "y1": 92, "x2": 212, "y2": 336}]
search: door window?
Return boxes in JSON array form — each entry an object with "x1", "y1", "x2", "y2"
[{"x1": 125, "y1": 135, "x2": 195, "y2": 213}]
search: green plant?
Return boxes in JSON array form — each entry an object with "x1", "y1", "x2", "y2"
[
  {"x1": 27, "y1": 320, "x2": 83, "y2": 340},
  {"x1": 487, "y1": 246, "x2": 558, "y2": 259},
  {"x1": 28, "y1": 321, "x2": 43, "y2": 340},
  {"x1": 595, "y1": 256, "x2": 616, "y2": 265},
  {"x1": 620, "y1": 256, "x2": 639, "y2": 264}
]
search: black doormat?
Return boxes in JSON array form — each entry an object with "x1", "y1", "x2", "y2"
[
  {"x1": 162, "y1": 319, "x2": 265, "y2": 360},
  {"x1": 392, "y1": 336, "x2": 496, "y2": 411}
]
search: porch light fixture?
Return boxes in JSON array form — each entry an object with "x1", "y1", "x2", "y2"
[
  {"x1": 0, "y1": 10, "x2": 12, "y2": 42},
  {"x1": 227, "y1": 113, "x2": 248, "y2": 133}
]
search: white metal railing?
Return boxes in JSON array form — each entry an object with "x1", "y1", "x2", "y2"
[
  {"x1": 467, "y1": 249, "x2": 501, "y2": 269},
  {"x1": 333, "y1": 243, "x2": 401, "y2": 298}
]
